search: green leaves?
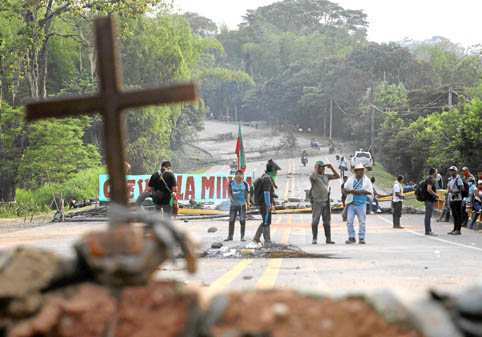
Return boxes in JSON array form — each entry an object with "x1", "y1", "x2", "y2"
[{"x1": 17, "y1": 117, "x2": 100, "y2": 189}]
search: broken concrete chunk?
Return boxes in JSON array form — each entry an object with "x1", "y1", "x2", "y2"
[
  {"x1": 207, "y1": 227, "x2": 218, "y2": 233},
  {"x1": 211, "y1": 242, "x2": 223, "y2": 249},
  {"x1": 0, "y1": 248, "x2": 64, "y2": 298}
]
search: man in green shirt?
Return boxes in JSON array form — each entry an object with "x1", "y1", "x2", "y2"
[{"x1": 310, "y1": 160, "x2": 340, "y2": 244}]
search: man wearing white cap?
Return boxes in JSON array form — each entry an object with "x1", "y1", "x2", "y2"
[
  {"x1": 343, "y1": 163, "x2": 373, "y2": 244},
  {"x1": 447, "y1": 166, "x2": 465, "y2": 235}
]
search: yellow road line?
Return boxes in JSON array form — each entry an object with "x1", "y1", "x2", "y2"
[
  {"x1": 209, "y1": 259, "x2": 254, "y2": 291},
  {"x1": 208, "y1": 214, "x2": 284, "y2": 291},
  {"x1": 256, "y1": 258, "x2": 283, "y2": 289}
]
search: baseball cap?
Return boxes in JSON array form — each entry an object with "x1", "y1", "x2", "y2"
[
  {"x1": 448, "y1": 166, "x2": 458, "y2": 171},
  {"x1": 317, "y1": 160, "x2": 327, "y2": 166},
  {"x1": 462, "y1": 167, "x2": 469, "y2": 171}
]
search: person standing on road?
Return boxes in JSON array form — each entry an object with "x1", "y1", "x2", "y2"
[
  {"x1": 424, "y1": 168, "x2": 439, "y2": 236},
  {"x1": 461, "y1": 167, "x2": 475, "y2": 228},
  {"x1": 225, "y1": 170, "x2": 250, "y2": 242},
  {"x1": 468, "y1": 180, "x2": 482, "y2": 229},
  {"x1": 309, "y1": 160, "x2": 340, "y2": 244},
  {"x1": 447, "y1": 166, "x2": 465, "y2": 235},
  {"x1": 392, "y1": 175, "x2": 405, "y2": 229},
  {"x1": 343, "y1": 163, "x2": 373, "y2": 245},
  {"x1": 338, "y1": 156, "x2": 348, "y2": 178},
  {"x1": 147, "y1": 161, "x2": 177, "y2": 218},
  {"x1": 435, "y1": 171, "x2": 443, "y2": 189},
  {"x1": 253, "y1": 159, "x2": 281, "y2": 245}
]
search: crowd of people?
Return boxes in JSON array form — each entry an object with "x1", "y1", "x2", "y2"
[{"x1": 145, "y1": 157, "x2": 482, "y2": 246}]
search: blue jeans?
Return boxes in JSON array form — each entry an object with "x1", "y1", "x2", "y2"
[
  {"x1": 346, "y1": 203, "x2": 367, "y2": 239},
  {"x1": 368, "y1": 196, "x2": 380, "y2": 213},
  {"x1": 424, "y1": 200, "x2": 435, "y2": 234},
  {"x1": 468, "y1": 202, "x2": 481, "y2": 229}
]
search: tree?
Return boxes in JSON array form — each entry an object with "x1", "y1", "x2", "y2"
[{"x1": 17, "y1": 117, "x2": 100, "y2": 190}]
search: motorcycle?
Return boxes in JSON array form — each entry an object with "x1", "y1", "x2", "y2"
[{"x1": 301, "y1": 156, "x2": 308, "y2": 167}]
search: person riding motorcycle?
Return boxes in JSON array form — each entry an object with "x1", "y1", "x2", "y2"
[
  {"x1": 301, "y1": 150, "x2": 308, "y2": 166},
  {"x1": 230, "y1": 159, "x2": 237, "y2": 175}
]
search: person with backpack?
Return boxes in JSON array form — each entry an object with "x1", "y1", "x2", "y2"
[
  {"x1": 309, "y1": 160, "x2": 340, "y2": 244},
  {"x1": 392, "y1": 175, "x2": 405, "y2": 229},
  {"x1": 252, "y1": 159, "x2": 282, "y2": 245},
  {"x1": 343, "y1": 163, "x2": 373, "y2": 245},
  {"x1": 422, "y1": 168, "x2": 439, "y2": 236},
  {"x1": 225, "y1": 170, "x2": 250, "y2": 242},
  {"x1": 447, "y1": 166, "x2": 466, "y2": 235},
  {"x1": 147, "y1": 161, "x2": 177, "y2": 218}
]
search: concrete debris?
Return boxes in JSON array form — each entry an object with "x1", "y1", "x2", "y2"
[
  {"x1": 242, "y1": 275, "x2": 253, "y2": 280},
  {"x1": 211, "y1": 242, "x2": 223, "y2": 249},
  {"x1": 207, "y1": 227, "x2": 218, "y2": 233},
  {"x1": 214, "y1": 201, "x2": 231, "y2": 211},
  {"x1": 203, "y1": 242, "x2": 335, "y2": 259}
]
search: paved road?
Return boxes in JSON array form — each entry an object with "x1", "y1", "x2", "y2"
[
  {"x1": 1, "y1": 121, "x2": 481, "y2": 298},
  {"x1": 158, "y1": 154, "x2": 482, "y2": 297}
]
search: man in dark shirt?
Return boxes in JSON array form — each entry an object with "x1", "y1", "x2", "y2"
[
  {"x1": 424, "y1": 168, "x2": 439, "y2": 236},
  {"x1": 147, "y1": 161, "x2": 177, "y2": 217},
  {"x1": 253, "y1": 159, "x2": 281, "y2": 245}
]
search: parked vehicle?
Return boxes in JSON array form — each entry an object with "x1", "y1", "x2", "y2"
[{"x1": 350, "y1": 150, "x2": 373, "y2": 171}]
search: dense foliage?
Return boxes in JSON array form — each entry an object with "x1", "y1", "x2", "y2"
[{"x1": 194, "y1": 0, "x2": 482, "y2": 181}]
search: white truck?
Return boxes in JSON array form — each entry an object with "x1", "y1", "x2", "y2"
[{"x1": 350, "y1": 150, "x2": 373, "y2": 171}]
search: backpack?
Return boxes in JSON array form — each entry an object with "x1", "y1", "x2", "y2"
[
  {"x1": 250, "y1": 176, "x2": 266, "y2": 206},
  {"x1": 461, "y1": 179, "x2": 469, "y2": 198},
  {"x1": 415, "y1": 180, "x2": 428, "y2": 202}
]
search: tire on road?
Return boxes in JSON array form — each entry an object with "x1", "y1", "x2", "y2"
[{"x1": 136, "y1": 191, "x2": 154, "y2": 211}]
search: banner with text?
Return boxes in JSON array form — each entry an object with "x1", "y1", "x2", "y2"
[{"x1": 98, "y1": 174, "x2": 253, "y2": 202}]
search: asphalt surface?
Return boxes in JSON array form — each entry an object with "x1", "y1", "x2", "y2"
[{"x1": 1, "y1": 121, "x2": 481, "y2": 298}]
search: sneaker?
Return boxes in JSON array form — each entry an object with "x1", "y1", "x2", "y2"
[
  {"x1": 252, "y1": 238, "x2": 260, "y2": 243},
  {"x1": 326, "y1": 240, "x2": 335, "y2": 244},
  {"x1": 359, "y1": 238, "x2": 366, "y2": 244},
  {"x1": 436, "y1": 219, "x2": 443, "y2": 222},
  {"x1": 241, "y1": 237, "x2": 246, "y2": 242},
  {"x1": 452, "y1": 230, "x2": 461, "y2": 235},
  {"x1": 312, "y1": 239, "x2": 317, "y2": 244},
  {"x1": 425, "y1": 232, "x2": 438, "y2": 236},
  {"x1": 447, "y1": 230, "x2": 455, "y2": 235},
  {"x1": 224, "y1": 238, "x2": 233, "y2": 242},
  {"x1": 393, "y1": 226, "x2": 405, "y2": 229},
  {"x1": 345, "y1": 237, "x2": 356, "y2": 244},
  {"x1": 376, "y1": 209, "x2": 382, "y2": 213},
  {"x1": 370, "y1": 211, "x2": 375, "y2": 215}
]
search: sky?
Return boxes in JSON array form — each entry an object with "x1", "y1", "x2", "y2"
[{"x1": 172, "y1": 0, "x2": 482, "y2": 48}]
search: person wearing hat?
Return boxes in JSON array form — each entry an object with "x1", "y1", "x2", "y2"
[
  {"x1": 253, "y1": 159, "x2": 282, "y2": 245},
  {"x1": 342, "y1": 163, "x2": 373, "y2": 244},
  {"x1": 309, "y1": 160, "x2": 340, "y2": 244},
  {"x1": 467, "y1": 180, "x2": 482, "y2": 229},
  {"x1": 447, "y1": 166, "x2": 465, "y2": 235}
]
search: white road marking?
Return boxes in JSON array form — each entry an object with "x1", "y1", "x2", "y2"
[{"x1": 377, "y1": 215, "x2": 482, "y2": 252}]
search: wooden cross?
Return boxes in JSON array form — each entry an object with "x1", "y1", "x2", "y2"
[{"x1": 25, "y1": 16, "x2": 196, "y2": 212}]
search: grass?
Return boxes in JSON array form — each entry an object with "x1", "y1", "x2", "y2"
[
  {"x1": 370, "y1": 162, "x2": 425, "y2": 210},
  {"x1": 187, "y1": 167, "x2": 211, "y2": 174}
]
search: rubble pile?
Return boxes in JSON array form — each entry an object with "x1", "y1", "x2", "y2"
[{"x1": 203, "y1": 242, "x2": 336, "y2": 259}]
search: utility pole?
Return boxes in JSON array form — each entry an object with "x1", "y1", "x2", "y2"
[
  {"x1": 329, "y1": 97, "x2": 333, "y2": 140},
  {"x1": 323, "y1": 105, "x2": 326, "y2": 137},
  {"x1": 448, "y1": 86, "x2": 452, "y2": 109},
  {"x1": 235, "y1": 104, "x2": 238, "y2": 122},
  {"x1": 370, "y1": 102, "x2": 374, "y2": 152}
]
